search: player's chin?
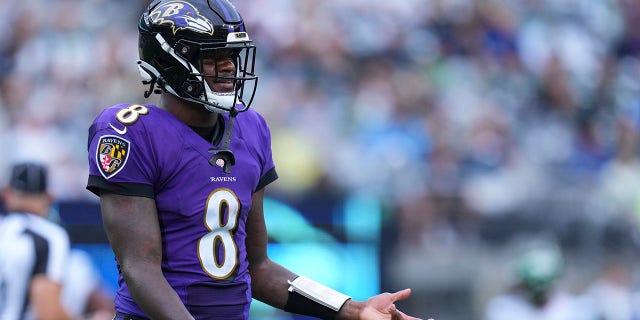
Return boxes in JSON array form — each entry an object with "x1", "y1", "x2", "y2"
[{"x1": 211, "y1": 81, "x2": 234, "y2": 92}]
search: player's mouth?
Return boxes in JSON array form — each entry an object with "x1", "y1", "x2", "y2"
[{"x1": 213, "y1": 80, "x2": 234, "y2": 92}]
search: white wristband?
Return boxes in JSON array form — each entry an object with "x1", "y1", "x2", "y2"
[{"x1": 287, "y1": 276, "x2": 351, "y2": 311}]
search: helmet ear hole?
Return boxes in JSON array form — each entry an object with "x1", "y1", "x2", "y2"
[
  {"x1": 175, "y1": 42, "x2": 197, "y2": 61},
  {"x1": 182, "y1": 79, "x2": 204, "y2": 97}
]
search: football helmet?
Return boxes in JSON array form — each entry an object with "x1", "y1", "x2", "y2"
[
  {"x1": 137, "y1": 0, "x2": 257, "y2": 113},
  {"x1": 515, "y1": 245, "x2": 563, "y2": 293}
]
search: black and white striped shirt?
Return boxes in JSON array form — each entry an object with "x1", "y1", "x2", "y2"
[{"x1": 0, "y1": 212, "x2": 70, "y2": 320}]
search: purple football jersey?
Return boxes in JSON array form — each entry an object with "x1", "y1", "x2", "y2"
[{"x1": 86, "y1": 104, "x2": 277, "y2": 320}]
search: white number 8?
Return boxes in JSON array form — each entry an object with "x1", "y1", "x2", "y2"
[
  {"x1": 116, "y1": 104, "x2": 148, "y2": 125},
  {"x1": 198, "y1": 188, "x2": 240, "y2": 279}
]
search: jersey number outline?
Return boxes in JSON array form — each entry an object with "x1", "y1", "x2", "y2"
[
  {"x1": 198, "y1": 188, "x2": 240, "y2": 279},
  {"x1": 116, "y1": 104, "x2": 149, "y2": 125}
]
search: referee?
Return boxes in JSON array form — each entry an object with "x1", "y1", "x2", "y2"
[{"x1": 0, "y1": 162, "x2": 74, "y2": 320}]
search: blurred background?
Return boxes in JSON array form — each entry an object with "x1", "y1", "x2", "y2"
[{"x1": 1, "y1": 0, "x2": 640, "y2": 319}]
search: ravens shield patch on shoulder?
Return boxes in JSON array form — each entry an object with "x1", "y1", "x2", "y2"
[{"x1": 96, "y1": 135, "x2": 130, "y2": 179}]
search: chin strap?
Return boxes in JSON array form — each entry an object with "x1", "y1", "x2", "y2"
[
  {"x1": 208, "y1": 108, "x2": 238, "y2": 174},
  {"x1": 142, "y1": 77, "x2": 163, "y2": 98},
  {"x1": 138, "y1": 60, "x2": 164, "y2": 98}
]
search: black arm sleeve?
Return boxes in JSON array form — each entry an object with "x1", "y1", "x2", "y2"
[
  {"x1": 284, "y1": 290, "x2": 348, "y2": 320},
  {"x1": 256, "y1": 167, "x2": 278, "y2": 192},
  {"x1": 87, "y1": 175, "x2": 155, "y2": 198}
]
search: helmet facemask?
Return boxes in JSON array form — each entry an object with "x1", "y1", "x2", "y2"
[
  {"x1": 140, "y1": 32, "x2": 257, "y2": 114},
  {"x1": 191, "y1": 42, "x2": 257, "y2": 113}
]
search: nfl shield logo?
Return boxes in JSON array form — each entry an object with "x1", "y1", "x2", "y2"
[{"x1": 96, "y1": 135, "x2": 131, "y2": 179}]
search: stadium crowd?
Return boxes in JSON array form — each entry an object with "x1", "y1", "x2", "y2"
[{"x1": 1, "y1": 0, "x2": 640, "y2": 318}]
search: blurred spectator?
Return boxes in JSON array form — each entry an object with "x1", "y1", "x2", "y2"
[
  {"x1": 483, "y1": 243, "x2": 596, "y2": 320},
  {"x1": 582, "y1": 258, "x2": 640, "y2": 320}
]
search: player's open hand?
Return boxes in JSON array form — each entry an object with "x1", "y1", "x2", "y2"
[{"x1": 359, "y1": 288, "x2": 426, "y2": 320}]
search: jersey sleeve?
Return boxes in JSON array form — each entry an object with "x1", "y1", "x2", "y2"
[
  {"x1": 86, "y1": 104, "x2": 159, "y2": 198},
  {"x1": 251, "y1": 111, "x2": 278, "y2": 191}
]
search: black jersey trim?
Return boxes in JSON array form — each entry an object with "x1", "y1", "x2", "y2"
[
  {"x1": 25, "y1": 230, "x2": 49, "y2": 276},
  {"x1": 87, "y1": 175, "x2": 155, "y2": 198},
  {"x1": 256, "y1": 167, "x2": 278, "y2": 192}
]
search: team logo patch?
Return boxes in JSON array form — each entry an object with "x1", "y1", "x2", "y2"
[
  {"x1": 149, "y1": 0, "x2": 214, "y2": 35},
  {"x1": 96, "y1": 135, "x2": 130, "y2": 179}
]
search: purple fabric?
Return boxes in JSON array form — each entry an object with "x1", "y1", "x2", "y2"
[{"x1": 87, "y1": 104, "x2": 276, "y2": 319}]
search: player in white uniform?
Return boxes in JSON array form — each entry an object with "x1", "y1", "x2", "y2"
[
  {"x1": 0, "y1": 162, "x2": 73, "y2": 320},
  {"x1": 483, "y1": 244, "x2": 597, "y2": 320}
]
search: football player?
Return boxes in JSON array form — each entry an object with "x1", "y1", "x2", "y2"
[{"x1": 86, "y1": 0, "x2": 423, "y2": 319}]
